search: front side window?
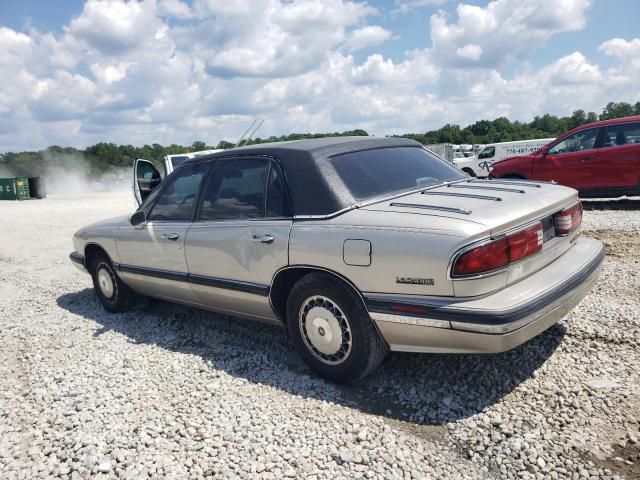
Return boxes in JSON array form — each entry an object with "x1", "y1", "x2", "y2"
[
  {"x1": 148, "y1": 163, "x2": 207, "y2": 221},
  {"x1": 603, "y1": 122, "x2": 640, "y2": 147},
  {"x1": 331, "y1": 147, "x2": 465, "y2": 201},
  {"x1": 478, "y1": 146, "x2": 495, "y2": 159},
  {"x1": 548, "y1": 128, "x2": 599, "y2": 155},
  {"x1": 199, "y1": 159, "x2": 269, "y2": 220}
]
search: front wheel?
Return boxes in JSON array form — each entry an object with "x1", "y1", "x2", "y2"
[
  {"x1": 90, "y1": 253, "x2": 136, "y2": 313},
  {"x1": 286, "y1": 273, "x2": 388, "y2": 384}
]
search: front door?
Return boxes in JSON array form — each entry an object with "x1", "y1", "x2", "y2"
[
  {"x1": 534, "y1": 126, "x2": 602, "y2": 190},
  {"x1": 117, "y1": 162, "x2": 209, "y2": 304},
  {"x1": 184, "y1": 158, "x2": 292, "y2": 322},
  {"x1": 133, "y1": 159, "x2": 162, "y2": 207}
]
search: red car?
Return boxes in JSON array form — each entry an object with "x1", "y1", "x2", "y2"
[{"x1": 489, "y1": 116, "x2": 640, "y2": 197}]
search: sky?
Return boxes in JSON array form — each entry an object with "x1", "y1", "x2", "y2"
[{"x1": 0, "y1": 0, "x2": 639, "y2": 152}]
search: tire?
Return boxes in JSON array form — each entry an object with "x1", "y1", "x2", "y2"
[
  {"x1": 286, "y1": 273, "x2": 388, "y2": 384},
  {"x1": 90, "y1": 253, "x2": 136, "y2": 313},
  {"x1": 502, "y1": 173, "x2": 525, "y2": 179},
  {"x1": 462, "y1": 168, "x2": 476, "y2": 177}
]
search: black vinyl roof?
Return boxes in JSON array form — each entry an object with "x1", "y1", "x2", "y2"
[{"x1": 187, "y1": 136, "x2": 423, "y2": 217}]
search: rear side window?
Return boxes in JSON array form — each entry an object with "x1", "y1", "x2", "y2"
[
  {"x1": 603, "y1": 122, "x2": 640, "y2": 147},
  {"x1": 199, "y1": 159, "x2": 269, "y2": 220},
  {"x1": 149, "y1": 163, "x2": 207, "y2": 221},
  {"x1": 266, "y1": 164, "x2": 291, "y2": 217},
  {"x1": 331, "y1": 147, "x2": 465, "y2": 201}
]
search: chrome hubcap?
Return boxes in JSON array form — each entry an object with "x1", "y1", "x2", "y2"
[
  {"x1": 299, "y1": 296, "x2": 352, "y2": 365},
  {"x1": 97, "y1": 267, "x2": 115, "y2": 299}
]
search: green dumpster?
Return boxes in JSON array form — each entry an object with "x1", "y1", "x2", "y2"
[{"x1": 0, "y1": 177, "x2": 31, "y2": 200}]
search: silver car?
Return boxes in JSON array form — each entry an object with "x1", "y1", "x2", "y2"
[{"x1": 70, "y1": 137, "x2": 604, "y2": 383}]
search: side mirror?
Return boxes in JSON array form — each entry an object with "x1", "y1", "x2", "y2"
[
  {"x1": 130, "y1": 210, "x2": 147, "y2": 228},
  {"x1": 539, "y1": 146, "x2": 549, "y2": 156}
]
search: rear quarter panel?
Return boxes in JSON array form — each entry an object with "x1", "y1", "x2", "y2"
[{"x1": 288, "y1": 209, "x2": 486, "y2": 297}]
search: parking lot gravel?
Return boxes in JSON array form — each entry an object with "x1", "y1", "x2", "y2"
[{"x1": 1, "y1": 192, "x2": 639, "y2": 480}]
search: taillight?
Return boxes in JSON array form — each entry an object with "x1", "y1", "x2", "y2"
[
  {"x1": 554, "y1": 202, "x2": 582, "y2": 235},
  {"x1": 453, "y1": 238, "x2": 509, "y2": 276},
  {"x1": 452, "y1": 222, "x2": 544, "y2": 276},
  {"x1": 508, "y1": 223, "x2": 543, "y2": 262}
]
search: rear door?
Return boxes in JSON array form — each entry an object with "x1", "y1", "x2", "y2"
[
  {"x1": 184, "y1": 158, "x2": 292, "y2": 322},
  {"x1": 534, "y1": 126, "x2": 602, "y2": 190},
  {"x1": 118, "y1": 162, "x2": 209, "y2": 304},
  {"x1": 133, "y1": 159, "x2": 162, "y2": 207},
  {"x1": 592, "y1": 121, "x2": 640, "y2": 190}
]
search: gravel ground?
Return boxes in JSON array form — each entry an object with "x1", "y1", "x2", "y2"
[{"x1": 1, "y1": 192, "x2": 639, "y2": 480}]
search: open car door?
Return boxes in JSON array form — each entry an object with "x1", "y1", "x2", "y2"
[{"x1": 133, "y1": 158, "x2": 162, "y2": 207}]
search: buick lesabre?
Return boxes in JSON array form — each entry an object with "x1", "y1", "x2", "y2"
[{"x1": 70, "y1": 137, "x2": 604, "y2": 383}]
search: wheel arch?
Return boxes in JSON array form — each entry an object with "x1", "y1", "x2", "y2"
[
  {"x1": 461, "y1": 167, "x2": 476, "y2": 177},
  {"x1": 269, "y1": 265, "x2": 367, "y2": 325},
  {"x1": 84, "y1": 243, "x2": 112, "y2": 270}
]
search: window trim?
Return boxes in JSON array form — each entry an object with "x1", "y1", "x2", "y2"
[
  {"x1": 193, "y1": 156, "x2": 294, "y2": 223},
  {"x1": 547, "y1": 126, "x2": 604, "y2": 156},
  {"x1": 144, "y1": 160, "x2": 213, "y2": 223}
]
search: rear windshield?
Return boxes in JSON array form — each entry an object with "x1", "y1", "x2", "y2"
[{"x1": 331, "y1": 146, "x2": 465, "y2": 200}]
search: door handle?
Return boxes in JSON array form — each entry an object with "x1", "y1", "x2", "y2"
[
  {"x1": 251, "y1": 234, "x2": 274, "y2": 244},
  {"x1": 581, "y1": 156, "x2": 592, "y2": 162},
  {"x1": 163, "y1": 233, "x2": 180, "y2": 241}
]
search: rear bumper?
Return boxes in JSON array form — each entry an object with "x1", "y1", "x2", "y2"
[
  {"x1": 366, "y1": 237, "x2": 605, "y2": 353},
  {"x1": 69, "y1": 251, "x2": 87, "y2": 272}
]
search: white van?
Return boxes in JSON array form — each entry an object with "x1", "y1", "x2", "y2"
[{"x1": 453, "y1": 138, "x2": 554, "y2": 178}]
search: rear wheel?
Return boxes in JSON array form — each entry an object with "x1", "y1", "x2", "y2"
[
  {"x1": 286, "y1": 273, "x2": 388, "y2": 384},
  {"x1": 462, "y1": 168, "x2": 476, "y2": 177},
  {"x1": 90, "y1": 253, "x2": 135, "y2": 313}
]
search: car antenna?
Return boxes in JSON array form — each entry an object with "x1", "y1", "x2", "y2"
[
  {"x1": 244, "y1": 119, "x2": 264, "y2": 145},
  {"x1": 237, "y1": 119, "x2": 257, "y2": 147}
]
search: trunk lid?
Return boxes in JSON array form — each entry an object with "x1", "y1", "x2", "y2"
[{"x1": 361, "y1": 179, "x2": 578, "y2": 236}]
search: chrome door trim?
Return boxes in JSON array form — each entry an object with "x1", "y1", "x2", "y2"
[
  {"x1": 117, "y1": 263, "x2": 188, "y2": 282},
  {"x1": 189, "y1": 274, "x2": 269, "y2": 296},
  {"x1": 114, "y1": 263, "x2": 270, "y2": 296}
]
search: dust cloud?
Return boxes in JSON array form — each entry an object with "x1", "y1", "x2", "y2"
[{"x1": 1, "y1": 151, "x2": 130, "y2": 195}]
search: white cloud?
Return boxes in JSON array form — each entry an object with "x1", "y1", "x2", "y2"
[
  {"x1": 456, "y1": 43, "x2": 482, "y2": 61},
  {"x1": 345, "y1": 25, "x2": 392, "y2": 51},
  {"x1": 395, "y1": 0, "x2": 448, "y2": 14},
  {"x1": 158, "y1": 0, "x2": 195, "y2": 19},
  {"x1": 66, "y1": 0, "x2": 162, "y2": 55},
  {"x1": 1, "y1": 0, "x2": 640, "y2": 153},
  {"x1": 196, "y1": 0, "x2": 377, "y2": 78},
  {"x1": 430, "y1": 0, "x2": 591, "y2": 68}
]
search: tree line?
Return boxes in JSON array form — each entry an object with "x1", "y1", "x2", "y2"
[{"x1": 1, "y1": 102, "x2": 638, "y2": 180}]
